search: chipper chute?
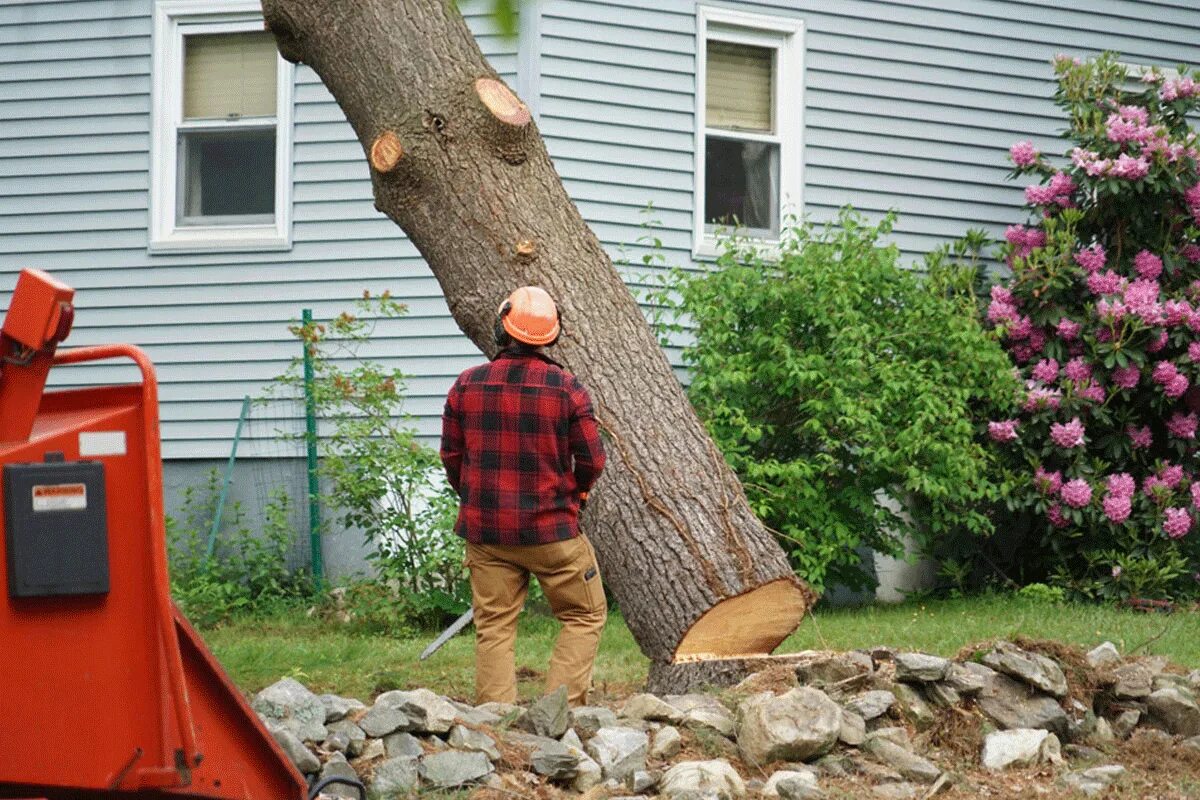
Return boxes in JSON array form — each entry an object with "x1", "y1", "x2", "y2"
[{"x1": 0, "y1": 269, "x2": 320, "y2": 800}]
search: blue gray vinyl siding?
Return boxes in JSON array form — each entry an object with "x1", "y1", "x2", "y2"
[
  {"x1": 3, "y1": 0, "x2": 1200, "y2": 460},
  {"x1": 0, "y1": 0, "x2": 515, "y2": 458}
]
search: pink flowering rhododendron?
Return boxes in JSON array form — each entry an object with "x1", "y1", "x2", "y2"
[{"x1": 982, "y1": 54, "x2": 1200, "y2": 600}]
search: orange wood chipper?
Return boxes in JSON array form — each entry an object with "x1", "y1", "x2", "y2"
[{"x1": 0, "y1": 269, "x2": 350, "y2": 800}]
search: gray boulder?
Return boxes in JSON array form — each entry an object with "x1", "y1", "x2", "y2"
[
  {"x1": 253, "y1": 678, "x2": 328, "y2": 743},
  {"x1": 630, "y1": 769, "x2": 659, "y2": 793},
  {"x1": 838, "y1": 709, "x2": 866, "y2": 746},
  {"x1": 319, "y1": 693, "x2": 366, "y2": 723},
  {"x1": 1147, "y1": 686, "x2": 1200, "y2": 736},
  {"x1": 418, "y1": 750, "x2": 493, "y2": 788},
  {"x1": 359, "y1": 695, "x2": 412, "y2": 739},
  {"x1": 384, "y1": 731, "x2": 424, "y2": 759},
  {"x1": 370, "y1": 756, "x2": 419, "y2": 798},
  {"x1": 737, "y1": 688, "x2": 841, "y2": 765},
  {"x1": 763, "y1": 769, "x2": 821, "y2": 799},
  {"x1": 981, "y1": 729, "x2": 1061, "y2": 771},
  {"x1": 586, "y1": 726, "x2": 649, "y2": 782},
  {"x1": 890, "y1": 683, "x2": 936, "y2": 730},
  {"x1": 660, "y1": 760, "x2": 746, "y2": 800},
  {"x1": 326, "y1": 719, "x2": 366, "y2": 757},
  {"x1": 893, "y1": 653, "x2": 950, "y2": 684},
  {"x1": 861, "y1": 734, "x2": 941, "y2": 783},
  {"x1": 572, "y1": 705, "x2": 619, "y2": 737},
  {"x1": 976, "y1": 672, "x2": 1068, "y2": 735},
  {"x1": 845, "y1": 690, "x2": 896, "y2": 721},
  {"x1": 1112, "y1": 709, "x2": 1141, "y2": 739},
  {"x1": 982, "y1": 642, "x2": 1068, "y2": 698},
  {"x1": 870, "y1": 782, "x2": 920, "y2": 800},
  {"x1": 1111, "y1": 661, "x2": 1162, "y2": 700},
  {"x1": 1182, "y1": 735, "x2": 1200, "y2": 753},
  {"x1": 943, "y1": 661, "x2": 994, "y2": 695},
  {"x1": 520, "y1": 686, "x2": 571, "y2": 738},
  {"x1": 450, "y1": 700, "x2": 503, "y2": 726},
  {"x1": 448, "y1": 724, "x2": 501, "y2": 761},
  {"x1": 795, "y1": 651, "x2": 874, "y2": 690},
  {"x1": 925, "y1": 683, "x2": 961, "y2": 708},
  {"x1": 389, "y1": 688, "x2": 459, "y2": 735},
  {"x1": 1061, "y1": 765, "x2": 1125, "y2": 797},
  {"x1": 318, "y1": 753, "x2": 361, "y2": 799},
  {"x1": 264, "y1": 721, "x2": 319, "y2": 774},
  {"x1": 622, "y1": 693, "x2": 684, "y2": 723},
  {"x1": 572, "y1": 751, "x2": 604, "y2": 792},
  {"x1": 1086, "y1": 642, "x2": 1122, "y2": 669},
  {"x1": 665, "y1": 694, "x2": 736, "y2": 736},
  {"x1": 652, "y1": 725, "x2": 683, "y2": 760},
  {"x1": 508, "y1": 733, "x2": 581, "y2": 780}
]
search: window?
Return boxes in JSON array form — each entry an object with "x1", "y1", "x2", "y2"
[
  {"x1": 695, "y1": 8, "x2": 802, "y2": 256},
  {"x1": 152, "y1": 0, "x2": 293, "y2": 251}
]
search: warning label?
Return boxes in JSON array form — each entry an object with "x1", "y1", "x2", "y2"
[{"x1": 32, "y1": 483, "x2": 88, "y2": 512}]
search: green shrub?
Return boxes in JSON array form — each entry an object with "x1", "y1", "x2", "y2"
[{"x1": 649, "y1": 208, "x2": 1018, "y2": 591}]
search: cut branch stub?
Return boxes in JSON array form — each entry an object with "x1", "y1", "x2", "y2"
[
  {"x1": 369, "y1": 131, "x2": 405, "y2": 173},
  {"x1": 475, "y1": 78, "x2": 531, "y2": 127}
]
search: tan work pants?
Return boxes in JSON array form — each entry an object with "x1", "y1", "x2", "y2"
[{"x1": 466, "y1": 534, "x2": 607, "y2": 706}]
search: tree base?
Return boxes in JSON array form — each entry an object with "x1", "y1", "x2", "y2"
[
  {"x1": 645, "y1": 653, "x2": 812, "y2": 695},
  {"x1": 674, "y1": 578, "x2": 813, "y2": 660}
]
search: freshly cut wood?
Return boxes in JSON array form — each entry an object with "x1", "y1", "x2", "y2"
[
  {"x1": 369, "y1": 131, "x2": 404, "y2": 173},
  {"x1": 261, "y1": 0, "x2": 813, "y2": 673}
]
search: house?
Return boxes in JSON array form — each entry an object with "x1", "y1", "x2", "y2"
[{"x1": 3, "y1": 0, "x2": 1198, "y2": 577}]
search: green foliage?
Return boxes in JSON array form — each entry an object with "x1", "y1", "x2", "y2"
[
  {"x1": 1015, "y1": 582, "x2": 1067, "y2": 604},
  {"x1": 168, "y1": 470, "x2": 311, "y2": 626},
  {"x1": 270, "y1": 293, "x2": 468, "y2": 629},
  {"x1": 648, "y1": 208, "x2": 1018, "y2": 591}
]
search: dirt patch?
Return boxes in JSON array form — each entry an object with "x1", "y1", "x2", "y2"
[{"x1": 917, "y1": 703, "x2": 990, "y2": 768}]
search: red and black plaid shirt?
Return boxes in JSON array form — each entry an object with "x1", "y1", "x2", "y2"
[{"x1": 440, "y1": 349, "x2": 606, "y2": 545}]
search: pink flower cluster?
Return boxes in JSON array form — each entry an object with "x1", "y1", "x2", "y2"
[
  {"x1": 1005, "y1": 225, "x2": 1047, "y2": 262},
  {"x1": 988, "y1": 419, "x2": 1019, "y2": 442},
  {"x1": 1183, "y1": 244, "x2": 1200, "y2": 262},
  {"x1": 1063, "y1": 358, "x2": 1092, "y2": 383},
  {"x1": 1128, "y1": 424, "x2": 1152, "y2": 449},
  {"x1": 1153, "y1": 360, "x2": 1190, "y2": 398},
  {"x1": 1032, "y1": 358, "x2": 1059, "y2": 383},
  {"x1": 1186, "y1": 183, "x2": 1200, "y2": 225},
  {"x1": 1023, "y1": 384, "x2": 1062, "y2": 411},
  {"x1": 1025, "y1": 171, "x2": 1076, "y2": 207},
  {"x1": 1087, "y1": 270, "x2": 1125, "y2": 296},
  {"x1": 1143, "y1": 464, "x2": 1184, "y2": 498},
  {"x1": 1111, "y1": 365, "x2": 1140, "y2": 389},
  {"x1": 1164, "y1": 507, "x2": 1192, "y2": 539},
  {"x1": 1057, "y1": 317, "x2": 1082, "y2": 340},
  {"x1": 1061, "y1": 478, "x2": 1092, "y2": 509},
  {"x1": 1035, "y1": 466, "x2": 1062, "y2": 495},
  {"x1": 1104, "y1": 105, "x2": 1152, "y2": 144},
  {"x1": 1160, "y1": 75, "x2": 1199, "y2": 102},
  {"x1": 1009, "y1": 140, "x2": 1039, "y2": 167},
  {"x1": 1167, "y1": 412, "x2": 1198, "y2": 439},
  {"x1": 1123, "y1": 279, "x2": 1164, "y2": 325},
  {"x1": 986, "y1": 285, "x2": 1020, "y2": 325},
  {"x1": 1070, "y1": 147, "x2": 1149, "y2": 180},
  {"x1": 1050, "y1": 417, "x2": 1085, "y2": 448},
  {"x1": 1103, "y1": 472, "x2": 1136, "y2": 523},
  {"x1": 1134, "y1": 250, "x2": 1164, "y2": 280},
  {"x1": 1073, "y1": 244, "x2": 1106, "y2": 273}
]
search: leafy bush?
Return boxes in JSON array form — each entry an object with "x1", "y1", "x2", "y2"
[
  {"x1": 168, "y1": 471, "x2": 311, "y2": 626},
  {"x1": 649, "y1": 208, "x2": 1017, "y2": 591},
  {"x1": 271, "y1": 293, "x2": 468, "y2": 627},
  {"x1": 981, "y1": 53, "x2": 1200, "y2": 601}
]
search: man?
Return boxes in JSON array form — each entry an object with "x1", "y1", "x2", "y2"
[{"x1": 440, "y1": 286, "x2": 607, "y2": 706}]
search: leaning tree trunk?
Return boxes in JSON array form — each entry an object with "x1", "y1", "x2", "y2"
[{"x1": 262, "y1": 0, "x2": 814, "y2": 685}]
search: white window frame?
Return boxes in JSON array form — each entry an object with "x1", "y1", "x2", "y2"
[
  {"x1": 695, "y1": 7, "x2": 803, "y2": 260},
  {"x1": 151, "y1": 0, "x2": 294, "y2": 253}
]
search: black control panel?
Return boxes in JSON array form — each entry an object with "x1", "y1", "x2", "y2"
[{"x1": 3, "y1": 458, "x2": 109, "y2": 598}]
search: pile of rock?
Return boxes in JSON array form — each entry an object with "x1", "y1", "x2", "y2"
[{"x1": 253, "y1": 640, "x2": 1200, "y2": 800}]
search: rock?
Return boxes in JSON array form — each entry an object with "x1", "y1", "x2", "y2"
[
  {"x1": 382, "y1": 688, "x2": 458, "y2": 735},
  {"x1": 478, "y1": 701, "x2": 522, "y2": 719},
  {"x1": 253, "y1": 678, "x2": 329, "y2": 743},
  {"x1": 526, "y1": 736, "x2": 582, "y2": 780},
  {"x1": 652, "y1": 725, "x2": 683, "y2": 760},
  {"x1": 1181, "y1": 735, "x2": 1200, "y2": 753},
  {"x1": 360, "y1": 696, "x2": 412, "y2": 739},
  {"x1": 890, "y1": 684, "x2": 936, "y2": 730},
  {"x1": 324, "y1": 730, "x2": 351, "y2": 754},
  {"x1": 940, "y1": 663, "x2": 989, "y2": 696},
  {"x1": 925, "y1": 683, "x2": 960, "y2": 708},
  {"x1": 1111, "y1": 709, "x2": 1140, "y2": 739},
  {"x1": 319, "y1": 693, "x2": 366, "y2": 723},
  {"x1": 1147, "y1": 686, "x2": 1200, "y2": 736},
  {"x1": 1111, "y1": 662, "x2": 1156, "y2": 699},
  {"x1": 894, "y1": 653, "x2": 950, "y2": 684},
  {"x1": 358, "y1": 738, "x2": 386, "y2": 761},
  {"x1": 1086, "y1": 642, "x2": 1122, "y2": 669},
  {"x1": 572, "y1": 752, "x2": 604, "y2": 792},
  {"x1": 448, "y1": 724, "x2": 501, "y2": 761},
  {"x1": 850, "y1": 755, "x2": 905, "y2": 783},
  {"x1": 562, "y1": 728, "x2": 585, "y2": 750},
  {"x1": 660, "y1": 759, "x2": 746, "y2": 800},
  {"x1": 737, "y1": 688, "x2": 841, "y2": 765},
  {"x1": 418, "y1": 750, "x2": 493, "y2": 788},
  {"x1": 1089, "y1": 715, "x2": 1115, "y2": 745},
  {"x1": 1153, "y1": 674, "x2": 1193, "y2": 693},
  {"x1": 923, "y1": 773, "x2": 954, "y2": 798},
  {"x1": 1132, "y1": 728, "x2": 1174, "y2": 748},
  {"x1": 383, "y1": 731, "x2": 424, "y2": 759},
  {"x1": 869, "y1": 726, "x2": 911, "y2": 748},
  {"x1": 665, "y1": 694, "x2": 736, "y2": 736},
  {"x1": 630, "y1": 769, "x2": 658, "y2": 793},
  {"x1": 976, "y1": 672, "x2": 1068, "y2": 735},
  {"x1": 326, "y1": 719, "x2": 366, "y2": 757},
  {"x1": 1063, "y1": 743, "x2": 1105, "y2": 762},
  {"x1": 981, "y1": 642, "x2": 1068, "y2": 698},
  {"x1": 795, "y1": 652, "x2": 874, "y2": 690},
  {"x1": 846, "y1": 690, "x2": 896, "y2": 720},
  {"x1": 839, "y1": 709, "x2": 866, "y2": 746},
  {"x1": 519, "y1": 686, "x2": 570, "y2": 739},
  {"x1": 981, "y1": 729, "x2": 1062, "y2": 771},
  {"x1": 370, "y1": 756, "x2": 419, "y2": 798},
  {"x1": 762, "y1": 769, "x2": 820, "y2": 798},
  {"x1": 265, "y1": 721, "x2": 319, "y2": 774},
  {"x1": 572, "y1": 705, "x2": 619, "y2": 737},
  {"x1": 450, "y1": 700, "x2": 503, "y2": 726},
  {"x1": 1061, "y1": 765, "x2": 1125, "y2": 797},
  {"x1": 586, "y1": 726, "x2": 649, "y2": 783},
  {"x1": 870, "y1": 783, "x2": 920, "y2": 800},
  {"x1": 318, "y1": 753, "x2": 361, "y2": 799},
  {"x1": 622, "y1": 693, "x2": 685, "y2": 723},
  {"x1": 861, "y1": 734, "x2": 941, "y2": 783}
]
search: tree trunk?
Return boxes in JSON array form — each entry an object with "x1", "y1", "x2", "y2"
[{"x1": 261, "y1": 0, "x2": 814, "y2": 669}]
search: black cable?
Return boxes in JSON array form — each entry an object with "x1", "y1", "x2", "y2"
[{"x1": 307, "y1": 775, "x2": 368, "y2": 800}]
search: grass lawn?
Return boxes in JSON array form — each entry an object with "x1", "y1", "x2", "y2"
[{"x1": 201, "y1": 593, "x2": 1199, "y2": 702}]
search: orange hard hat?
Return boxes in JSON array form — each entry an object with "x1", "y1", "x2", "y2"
[{"x1": 497, "y1": 286, "x2": 561, "y2": 346}]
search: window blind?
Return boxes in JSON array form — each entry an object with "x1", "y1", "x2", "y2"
[
  {"x1": 184, "y1": 31, "x2": 277, "y2": 120},
  {"x1": 705, "y1": 40, "x2": 774, "y2": 133}
]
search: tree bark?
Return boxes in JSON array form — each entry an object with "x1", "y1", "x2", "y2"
[{"x1": 261, "y1": 0, "x2": 814, "y2": 668}]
